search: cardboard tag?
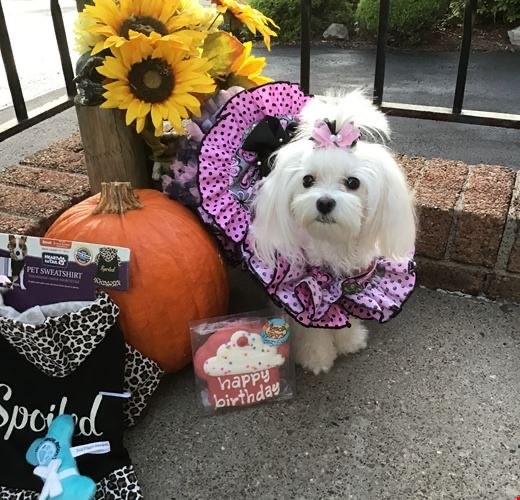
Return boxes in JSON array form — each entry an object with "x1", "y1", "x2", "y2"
[{"x1": 0, "y1": 233, "x2": 130, "y2": 310}]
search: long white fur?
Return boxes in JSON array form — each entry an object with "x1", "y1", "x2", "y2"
[{"x1": 250, "y1": 90, "x2": 416, "y2": 374}]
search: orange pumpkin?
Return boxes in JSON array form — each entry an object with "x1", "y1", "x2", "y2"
[{"x1": 45, "y1": 182, "x2": 229, "y2": 373}]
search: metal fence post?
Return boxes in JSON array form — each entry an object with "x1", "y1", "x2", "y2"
[
  {"x1": 51, "y1": 0, "x2": 76, "y2": 97},
  {"x1": 373, "y1": 0, "x2": 390, "y2": 106},
  {"x1": 300, "y1": 0, "x2": 311, "y2": 95},
  {"x1": 453, "y1": 0, "x2": 477, "y2": 114},
  {"x1": 0, "y1": 0, "x2": 28, "y2": 122}
]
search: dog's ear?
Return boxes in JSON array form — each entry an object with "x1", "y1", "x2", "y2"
[
  {"x1": 361, "y1": 147, "x2": 416, "y2": 260},
  {"x1": 251, "y1": 141, "x2": 307, "y2": 265},
  {"x1": 7, "y1": 235, "x2": 15, "y2": 248},
  {"x1": 20, "y1": 236, "x2": 27, "y2": 244}
]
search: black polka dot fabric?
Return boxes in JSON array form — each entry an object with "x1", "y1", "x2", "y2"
[
  {"x1": 198, "y1": 82, "x2": 310, "y2": 244},
  {"x1": 242, "y1": 235, "x2": 417, "y2": 328}
]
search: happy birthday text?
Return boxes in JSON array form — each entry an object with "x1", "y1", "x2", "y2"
[{"x1": 213, "y1": 369, "x2": 280, "y2": 407}]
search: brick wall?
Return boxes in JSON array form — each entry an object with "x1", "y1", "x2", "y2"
[
  {"x1": 0, "y1": 135, "x2": 519, "y2": 302},
  {"x1": 399, "y1": 155, "x2": 520, "y2": 302},
  {"x1": 0, "y1": 136, "x2": 89, "y2": 235}
]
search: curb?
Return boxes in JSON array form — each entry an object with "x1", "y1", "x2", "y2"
[{"x1": 0, "y1": 134, "x2": 518, "y2": 303}]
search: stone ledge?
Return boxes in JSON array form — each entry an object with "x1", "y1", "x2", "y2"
[
  {"x1": 0, "y1": 212, "x2": 45, "y2": 236},
  {"x1": 451, "y1": 165, "x2": 515, "y2": 268},
  {"x1": 507, "y1": 174, "x2": 520, "y2": 273},
  {"x1": 0, "y1": 134, "x2": 90, "y2": 235},
  {"x1": 417, "y1": 257, "x2": 520, "y2": 303},
  {"x1": 0, "y1": 133, "x2": 518, "y2": 304},
  {"x1": 0, "y1": 165, "x2": 90, "y2": 201},
  {"x1": 19, "y1": 135, "x2": 87, "y2": 175}
]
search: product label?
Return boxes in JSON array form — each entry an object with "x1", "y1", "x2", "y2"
[
  {"x1": 0, "y1": 233, "x2": 130, "y2": 309},
  {"x1": 261, "y1": 318, "x2": 290, "y2": 346}
]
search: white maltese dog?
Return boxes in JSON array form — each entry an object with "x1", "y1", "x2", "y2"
[{"x1": 249, "y1": 91, "x2": 416, "y2": 374}]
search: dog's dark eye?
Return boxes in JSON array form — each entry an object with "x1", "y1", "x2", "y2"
[
  {"x1": 303, "y1": 175, "x2": 315, "y2": 188},
  {"x1": 344, "y1": 177, "x2": 360, "y2": 190}
]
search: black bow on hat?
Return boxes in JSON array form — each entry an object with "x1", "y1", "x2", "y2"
[{"x1": 242, "y1": 116, "x2": 298, "y2": 177}]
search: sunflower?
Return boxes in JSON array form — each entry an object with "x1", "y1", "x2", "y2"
[
  {"x1": 228, "y1": 41, "x2": 271, "y2": 87},
  {"x1": 212, "y1": 0, "x2": 278, "y2": 50},
  {"x1": 178, "y1": 0, "x2": 222, "y2": 32},
  {"x1": 84, "y1": 0, "x2": 206, "y2": 55},
  {"x1": 98, "y1": 36, "x2": 216, "y2": 136},
  {"x1": 73, "y1": 9, "x2": 105, "y2": 54}
]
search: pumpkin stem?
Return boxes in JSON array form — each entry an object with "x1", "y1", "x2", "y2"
[{"x1": 92, "y1": 182, "x2": 143, "y2": 215}]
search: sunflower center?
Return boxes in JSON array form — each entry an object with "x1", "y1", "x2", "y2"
[
  {"x1": 119, "y1": 16, "x2": 169, "y2": 38},
  {"x1": 128, "y1": 58, "x2": 174, "y2": 103}
]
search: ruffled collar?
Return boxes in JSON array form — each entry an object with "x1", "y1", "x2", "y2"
[{"x1": 242, "y1": 236, "x2": 416, "y2": 328}]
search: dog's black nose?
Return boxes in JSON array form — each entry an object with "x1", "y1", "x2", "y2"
[
  {"x1": 316, "y1": 197, "x2": 336, "y2": 215},
  {"x1": 15, "y1": 250, "x2": 20, "y2": 256}
]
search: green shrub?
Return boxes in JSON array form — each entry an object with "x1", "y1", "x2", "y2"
[
  {"x1": 249, "y1": 0, "x2": 355, "y2": 44},
  {"x1": 447, "y1": 0, "x2": 520, "y2": 25},
  {"x1": 355, "y1": 0, "x2": 450, "y2": 43}
]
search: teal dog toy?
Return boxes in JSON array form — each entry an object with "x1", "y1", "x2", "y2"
[{"x1": 26, "y1": 415, "x2": 96, "y2": 500}]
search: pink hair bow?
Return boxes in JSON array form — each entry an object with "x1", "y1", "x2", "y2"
[{"x1": 311, "y1": 119, "x2": 360, "y2": 149}]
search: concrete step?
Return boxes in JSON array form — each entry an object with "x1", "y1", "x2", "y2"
[{"x1": 126, "y1": 284, "x2": 520, "y2": 499}]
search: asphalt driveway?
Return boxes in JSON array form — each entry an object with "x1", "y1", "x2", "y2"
[{"x1": 1, "y1": 47, "x2": 519, "y2": 170}]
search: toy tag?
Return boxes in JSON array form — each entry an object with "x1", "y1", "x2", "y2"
[
  {"x1": 0, "y1": 233, "x2": 130, "y2": 310},
  {"x1": 71, "y1": 441, "x2": 111, "y2": 457}
]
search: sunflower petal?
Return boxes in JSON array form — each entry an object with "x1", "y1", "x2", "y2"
[
  {"x1": 100, "y1": 97, "x2": 118, "y2": 109},
  {"x1": 136, "y1": 117, "x2": 146, "y2": 133},
  {"x1": 167, "y1": 106, "x2": 183, "y2": 132},
  {"x1": 151, "y1": 104, "x2": 165, "y2": 131},
  {"x1": 171, "y1": 93, "x2": 201, "y2": 115},
  {"x1": 126, "y1": 99, "x2": 141, "y2": 125},
  {"x1": 91, "y1": 40, "x2": 108, "y2": 55},
  {"x1": 98, "y1": 57, "x2": 128, "y2": 80},
  {"x1": 85, "y1": 0, "x2": 121, "y2": 27},
  {"x1": 137, "y1": 101, "x2": 151, "y2": 118}
]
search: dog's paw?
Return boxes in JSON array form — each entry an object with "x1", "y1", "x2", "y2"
[
  {"x1": 333, "y1": 323, "x2": 368, "y2": 355},
  {"x1": 294, "y1": 341, "x2": 337, "y2": 375},
  {"x1": 299, "y1": 356, "x2": 335, "y2": 375}
]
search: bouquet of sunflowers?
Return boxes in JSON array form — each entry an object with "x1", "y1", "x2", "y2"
[{"x1": 74, "y1": 0, "x2": 278, "y2": 167}]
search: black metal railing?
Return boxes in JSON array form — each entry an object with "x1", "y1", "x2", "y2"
[
  {"x1": 300, "y1": 0, "x2": 520, "y2": 129},
  {"x1": 2, "y1": 0, "x2": 518, "y2": 142},
  {"x1": 0, "y1": 0, "x2": 76, "y2": 142}
]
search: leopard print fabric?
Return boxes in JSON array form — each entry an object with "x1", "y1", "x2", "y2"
[
  {"x1": 0, "y1": 465, "x2": 142, "y2": 499},
  {"x1": 0, "y1": 293, "x2": 118, "y2": 378},
  {"x1": 95, "y1": 465, "x2": 143, "y2": 499},
  {"x1": 0, "y1": 488, "x2": 36, "y2": 500},
  {"x1": 0, "y1": 295, "x2": 156, "y2": 497},
  {"x1": 0, "y1": 292, "x2": 162, "y2": 425},
  {"x1": 124, "y1": 345, "x2": 163, "y2": 427}
]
